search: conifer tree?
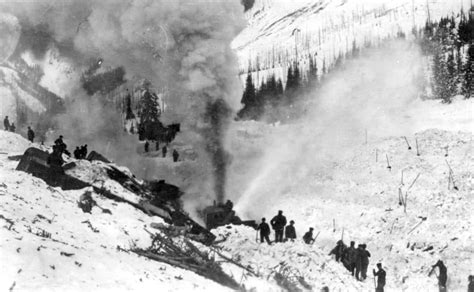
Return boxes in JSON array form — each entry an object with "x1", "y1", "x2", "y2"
[
  {"x1": 138, "y1": 89, "x2": 163, "y2": 140},
  {"x1": 125, "y1": 93, "x2": 135, "y2": 120},
  {"x1": 463, "y1": 44, "x2": 474, "y2": 98}
]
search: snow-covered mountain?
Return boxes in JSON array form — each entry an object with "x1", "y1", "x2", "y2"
[
  {"x1": 0, "y1": 62, "x2": 63, "y2": 128},
  {"x1": 233, "y1": 0, "x2": 471, "y2": 86}
]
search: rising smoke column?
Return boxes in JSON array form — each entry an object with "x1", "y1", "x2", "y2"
[
  {"x1": 0, "y1": 0, "x2": 245, "y2": 203},
  {"x1": 203, "y1": 99, "x2": 232, "y2": 204}
]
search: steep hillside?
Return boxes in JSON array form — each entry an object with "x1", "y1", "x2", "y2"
[{"x1": 233, "y1": 0, "x2": 470, "y2": 85}]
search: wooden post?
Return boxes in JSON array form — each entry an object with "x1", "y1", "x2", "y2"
[
  {"x1": 445, "y1": 146, "x2": 449, "y2": 157},
  {"x1": 386, "y1": 154, "x2": 391, "y2": 171},
  {"x1": 333, "y1": 219, "x2": 336, "y2": 233},
  {"x1": 403, "y1": 136, "x2": 412, "y2": 150},
  {"x1": 416, "y1": 138, "x2": 420, "y2": 156}
]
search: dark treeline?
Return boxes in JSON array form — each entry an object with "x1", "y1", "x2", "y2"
[
  {"x1": 239, "y1": 8, "x2": 474, "y2": 122},
  {"x1": 420, "y1": 10, "x2": 474, "y2": 102}
]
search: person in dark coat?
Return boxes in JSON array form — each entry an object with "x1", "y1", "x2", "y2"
[
  {"x1": 3, "y1": 116, "x2": 10, "y2": 130},
  {"x1": 355, "y1": 244, "x2": 364, "y2": 281},
  {"x1": 303, "y1": 227, "x2": 314, "y2": 244},
  {"x1": 47, "y1": 145, "x2": 65, "y2": 176},
  {"x1": 162, "y1": 146, "x2": 167, "y2": 158},
  {"x1": 343, "y1": 241, "x2": 357, "y2": 275},
  {"x1": 155, "y1": 140, "x2": 160, "y2": 151},
  {"x1": 284, "y1": 220, "x2": 296, "y2": 242},
  {"x1": 81, "y1": 144, "x2": 88, "y2": 159},
  {"x1": 144, "y1": 141, "x2": 149, "y2": 152},
  {"x1": 329, "y1": 240, "x2": 347, "y2": 262},
  {"x1": 430, "y1": 260, "x2": 447, "y2": 292},
  {"x1": 360, "y1": 244, "x2": 371, "y2": 280},
  {"x1": 172, "y1": 149, "x2": 179, "y2": 162},
  {"x1": 9, "y1": 123, "x2": 15, "y2": 132},
  {"x1": 468, "y1": 275, "x2": 474, "y2": 292},
  {"x1": 373, "y1": 263, "x2": 386, "y2": 292},
  {"x1": 257, "y1": 218, "x2": 271, "y2": 245},
  {"x1": 27, "y1": 126, "x2": 35, "y2": 142},
  {"x1": 270, "y1": 210, "x2": 287, "y2": 243},
  {"x1": 55, "y1": 135, "x2": 67, "y2": 154},
  {"x1": 73, "y1": 147, "x2": 81, "y2": 159}
]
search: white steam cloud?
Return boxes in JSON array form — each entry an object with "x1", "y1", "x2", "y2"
[
  {"x1": 230, "y1": 40, "x2": 425, "y2": 218},
  {"x1": 1, "y1": 1, "x2": 246, "y2": 208}
]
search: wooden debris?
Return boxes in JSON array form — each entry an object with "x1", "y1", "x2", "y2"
[{"x1": 132, "y1": 232, "x2": 241, "y2": 290}]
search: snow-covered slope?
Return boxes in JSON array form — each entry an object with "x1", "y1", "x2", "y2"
[
  {"x1": 233, "y1": 0, "x2": 470, "y2": 85},
  {"x1": 222, "y1": 96, "x2": 473, "y2": 291},
  {"x1": 0, "y1": 130, "x2": 232, "y2": 292}
]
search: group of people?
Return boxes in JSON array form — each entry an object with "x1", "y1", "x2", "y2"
[
  {"x1": 328, "y1": 240, "x2": 372, "y2": 282},
  {"x1": 256, "y1": 211, "x2": 387, "y2": 290},
  {"x1": 73, "y1": 145, "x2": 88, "y2": 159},
  {"x1": 3, "y1": 116, "x2": 37, "y2": 143},
  {"x1": 143, "y1": 141, "x2": 180, "y2": 162},
  {"x1": 3, "y1": 116, "x2": 16, "y2": 133}
]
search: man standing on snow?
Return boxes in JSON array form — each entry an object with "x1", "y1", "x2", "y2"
[
  {"x1": 355, "y1": 244, "x2": 364, "y2": 281},
  {"x1": 172, "y1": 149, "x2": 179, "y2": 162},
  {"x1": 373, "y1": 263, "x2": 386, "y2": 292},
  {"x1": 162, "y1": 145, "x2": 167, "y2": 158},
  {"x1": 285, "y1": 220, "x2": 296, "y2": 242},
  {"x1": 27, "y1": 126, "x2": 35, "y2": 143},
  {"x1": 429, "y1": 260, "x2": 447, "y2": 292},
  {"x1": 343, "y1": 241, "x2": 358, "y2": 276},
  {"x1": 3, "y1": 116, "x2": 10, "y2": 130},
  {"x1": 303, "y1": 227, "x2": 315, "y2": 244},
  {"x1": 360, "y1": 244, "x2": 371, "y2": 280},
  {"x1": 468, "y1": 275, "x2": 474, "y2": 292},
  {"x1": 270, "y1": 210, "x2": 287, "y2": 243},
  {"x1": 257, "y1": 218, "x2": 271, "y2": 245},
  {"x1": 329, "y1": 240, "x2": 347, "y2": 263}
]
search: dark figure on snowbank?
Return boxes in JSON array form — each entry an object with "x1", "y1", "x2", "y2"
[
  {"x1": 162, "y1": 146, "x2": 167, "y2": 158},
  {"x1": 47, "y1": 145, "x2": 65, "y2": 175},
  {"x1": 303, "y1": 227, "x2": 314, "y2": 244},
  {"x1": 27, "y1": 126, "x2": 35, "y2": 143},
  {"x1": 144, "y1": 141, "x2": 149, "y2": 153},
  {"x1": 74, "y1": 147, "x2": 81, "y2": 159},
  {"x1": 355, "y1": 244, "x2": 371, "y2": 281},
  {"x1": 55, "y1": 135, "x2": 67, "y2": 153},
  {"x1": 9, "y1": 123, "x2": 15, "y2": 132},
  {"x1": 173, "y1": 149, "x2": 179, "y2": 162},
  {"x1": 285, "y1": 220, "x2": 296, "y2": 242},
  {"x1": 78, "y1": 190, "x2": 96, "y2": 213},
  {"x1": 270, "y1": 210, "x2": 287, "y2": 243},
  {"x1": 3, "y1": 116, "x2": 10, "y2": 130},
  {"x1": 429, "y1": 260, "x2": 447, "y2": 292},
  {"x1": 80, "y1": 144, "x2": 88, "y2": 159},
  {"x1": 329, "y1": 240, "x2": 347, "y2": 262},
  {"x1": 155, "y1": 141, "x2": 160, "y2": 151},
  {"x1": 257, "y1": 218, "x2": 271, "y2": 245},
  {"x1": 373, "y1": 263, "x2": 386, "y2": 292},
  {"x1": 468, "y1": 275, "x2": 474, "y2": 292},
  {"x1": 343, "y1": 241, "x2": 358, "y2": 276}
]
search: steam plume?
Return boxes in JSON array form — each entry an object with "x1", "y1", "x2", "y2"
[{"x1": 1, "y1": 0, "x2": 245, "y2": 205}]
